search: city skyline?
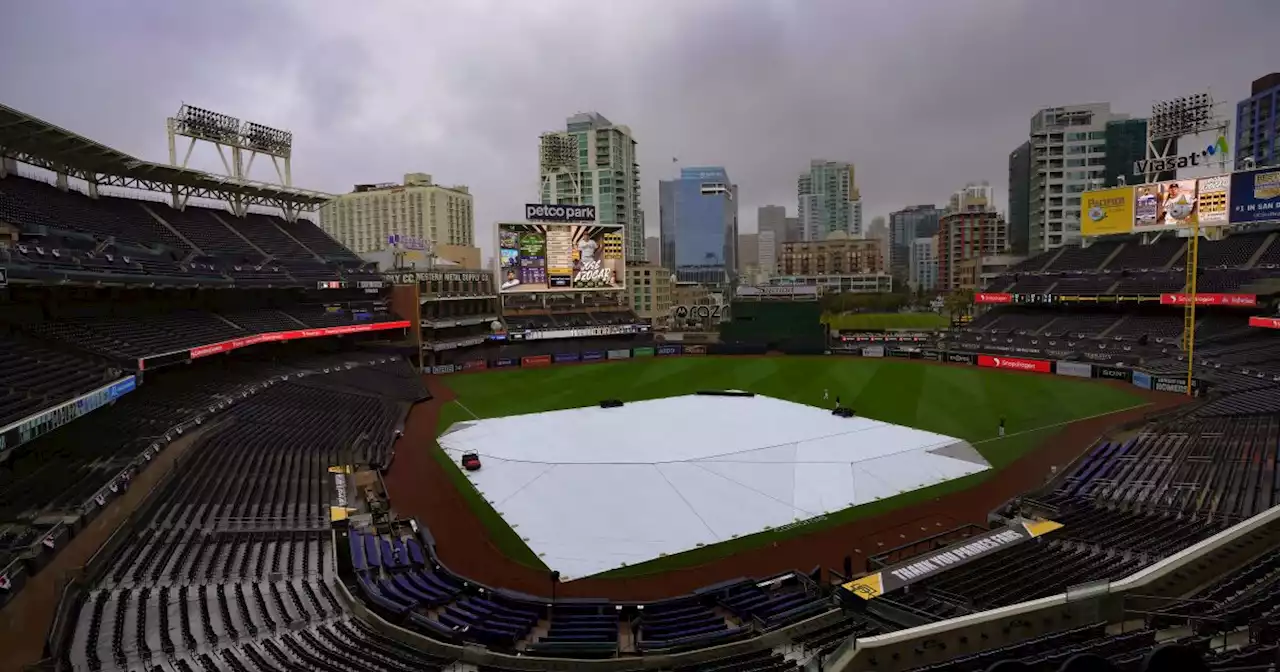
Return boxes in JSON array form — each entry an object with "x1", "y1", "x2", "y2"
[{"x1": 1, "y1": 0, "x2": 1274, "y2": 251}]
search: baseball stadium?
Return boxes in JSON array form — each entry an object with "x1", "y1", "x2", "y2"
[{"x1": 2, "y1": 101, "x2": 1280, "y2": 672}]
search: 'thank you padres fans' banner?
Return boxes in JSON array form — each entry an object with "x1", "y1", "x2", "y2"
[
  {"x1": 497, "y1": 222, "x2": 625, "y2": 293},
  {"x1": 1230, "y1": 168, "x2": 1280, "y2": 225},
  {"x1": 1081, "y1": 187, "x2": 1136, "y2": 237},
  {"x1": 841, "y1": 519, "x2": 1063, "y2": 600}
]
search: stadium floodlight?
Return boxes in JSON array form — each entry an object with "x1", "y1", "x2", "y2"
[
  {"x1": 241, "y1": 121, "x2": 293, "y2": 158},
  {"x1": 1149, "y1": 91, "x2": 1215, "y2": 140},
  {"x1": 173, "y1": 104, "x2": 242, "y2": 144}
]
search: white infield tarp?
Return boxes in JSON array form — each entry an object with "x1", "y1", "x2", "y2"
[{"x1": 439, "y1": 394, "x2": 987, "y2": 579}]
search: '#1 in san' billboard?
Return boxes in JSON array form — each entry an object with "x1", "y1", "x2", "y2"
[{"x1": 498, "y1": 222, "x2": 625, "y2": 292}]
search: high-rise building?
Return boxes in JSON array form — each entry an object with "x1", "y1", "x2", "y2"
[
  {"x1": 1027, "y1": 103, "x2": 1126, "y2": 253},
  {"x1": 658, "y1": 167, "x2": 739, "y2": 285},
  {"x1": 538, "y1": 112, "x2": 645, "y2": 261},
  {"x1": 645, "y1": 236, "x2": 661, "y2": 265},
  {"x1": 758, "y1": 229, "x2": 778, "y2": 277},
  {"x1": 1103, "y1": 119, "x2": 1155, "y2": 188},
  {"x1": 626, "y1": 264, "x2": 673, "y2": 324},
  {"x1": 865, "y1": 216, "x2": 889, "y2": 271},
  {"x1": 319, "y1": 172, "x2": 474, "y2": 254},
  {"x1": 888, "y1": 205, "x2": 942, "y2": 276},
  {"x1": 778, "y1": 234, "x2": 884, "y2": 276},
  {"x1": 797, "y1": 160, "x2": 862, "y2": 241},
  {"x1": 737, "y1": 233, "x2": 759, "y2": 275},
  {"x1": 935, "y1": 184, "x2": 1008, "y2": 291},
  {"x1": 1007, "y1": 141, "x2": 1032, "y2": 256},
  {"x1": 784, "y1": 216, "x2": 803, "y2": 243},
  {"x1": 1237, "y1": 73, "x2": 1280, "y2": 169},
  {"x1": 909, "y1": 237, "x2": 937, "y2": 292}
]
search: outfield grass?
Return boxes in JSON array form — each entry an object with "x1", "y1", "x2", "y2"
[
  {"x1": 823, "y1": 312, "x2": 950, "y2": 331},
  {"x1": 434, "y1": 357, "x2": 1145, "y2": 577}
]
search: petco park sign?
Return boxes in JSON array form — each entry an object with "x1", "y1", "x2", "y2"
[{"x1": 524, "y1": 203, "x2": 597, "y2": 222}]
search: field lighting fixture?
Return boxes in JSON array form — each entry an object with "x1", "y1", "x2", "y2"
[
  {"x1": 241, "y1": 121, "x2": 293, "y2": 158},
  {"x1": 1149, "y1": 92, "x2": 1215, "y2": 140},
  {"x1": 173, "y1": 104, "x2": 242, "y2": 144}
]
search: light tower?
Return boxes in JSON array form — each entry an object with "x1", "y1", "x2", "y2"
[
  {"x1": 166, "y1": 103, "x2": 295, "y2": 215},
  {"x1": 1145, "y1": 92, "x2": 1224, "y2": 396},
  {"x1": 538, "y1": 132, "x2": 582, "y2": 205}
]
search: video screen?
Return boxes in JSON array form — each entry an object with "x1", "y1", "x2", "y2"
[{"x1": 498, "y1": 222, "x2": 625, "y2": 292}]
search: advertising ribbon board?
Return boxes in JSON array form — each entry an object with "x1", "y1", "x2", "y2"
[
  {"x1": 521, "y1": 354, "x2": 552, "y2": 368},
  {"x1": 1160, "y1": 293, "x2": 1256, "y2": 307},
  {"x1": 581, "y1": 350, "x2": 605, "y2": 361},
  {"x1": 606, "y1": 349, "x2": 632, "y2": 360},
  {"x1": 946, "y1": 352, "x2": 976, "y2": 365},
  {"x1": 430, "y1": 364, "x2": 456, "y2": 374},
  {"x1": 1132, "y1": 371, "x2": 1153, "y2": 390},
  {"x1": 974, "y1": 293, "x2": 1013, "y2": 304},
  {"x1": 683, "y1": 345, "x2": 708, "y2": 355},
  {"x1": 462, "y1": 360, "x2": 488, "y2": 371},
  {"x1": 1080, "y1": 187, "x2": 1136, "y2": 237},
  {"x1": 977, "y1": 355, "x2": 1051, "y2": 373},
  {"x1": 1249, "y1": 316, "x2": 1280, "y2": 330},
  {"x1": 187, "y1": 320, "x2": 411, "y2": 360},
  {"x1": 841, "y1": 519, "x2": 1063, "y2": 601},
  {"x1": 553, "y1": 352, "x2": 580, "y2": 363},
  {"x1": 1055, "y1": 361, "x2": 1093, "y2": 378},
  {"x1": 1229, "y1": 168, "x2": 1280, "y2": 225},
  {"x1": 1095, "y1": 365, "x2": 1132, "y2": 382},
  {"x1": 656, "y1": 345, "x2": 682, "y2": 356},
  {"x1": 633, "y1": 347, "x2": 656, "y2": 358},
  {"x1": 495, "y1": 357, "x2": 518, "y2": 368}
]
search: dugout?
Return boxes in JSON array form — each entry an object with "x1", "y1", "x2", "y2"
[{"x1": 719, "y1": 300, "x2": 825, "y2": 353}]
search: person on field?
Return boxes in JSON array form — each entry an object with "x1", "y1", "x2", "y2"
[
  {"x1": 823, "y1": 388, "x2": 829, "y2": 402},
  {"x1": 998, "y1": 417, "x2": 1006, "y2": 438}
]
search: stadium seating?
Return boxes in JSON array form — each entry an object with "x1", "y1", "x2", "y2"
[{"x1": 0, "y1": 330, "x2": 118, "y2": 428}]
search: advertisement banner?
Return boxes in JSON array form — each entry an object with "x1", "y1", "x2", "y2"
[
  {"x1": 656, "y1": 345, "x2": 682, "y2": 356},
  {"x1": 683, "y1": 345, "x2": 708, "y2": 355},
  {"x1": 462, "y1": 360, "x2": 488, "y2": 371},
  {"x1": 1196, "y1": 174, "x2": 1231, "y2": 225},
  {"x1": 495, "y1": 357, "x2": 518, "y2": 368},
  {"x1": 977, "y1": 354, "x2": 1051, "y2": 373},
  {"x1": 945, "y1": 352, "x2": 976, "y2": 365},
  {"x1": 581, "y1": 350, "x2": 605, "y2": 362},
  {"x1": 1132, "y1": 371, "x2": 1153, "y2": 390},
  {"x1": 607, "y1": 349, "x2": 632, "y2": 360},
  {"x1": 187, "y1": 320, "x2": 411, "y2": 360},
  {"x1": 552, "y1": 352, "x2": 580, "y2": 363},
  {"x1": 1095, "y1": 365, "x2": 1132, "y2": 382},
  {"x1": 521, "y1": 355, "x2": 552, "y2": 368},
  {"x1": 1055, "y1": 361, "x2": 1093, "y2": 379},
  {"x1": 498, "y1": 222, "x2": 625, "y2": 292},
  {"x1": 1160, "y1": 293, "x2": 1256, "y2": 307},
  {"x1": 430, "y1": 364, "x2": 456, "y2": 375},
  {"x1": 1153, "y1": 377, "x2": 1189, "y2": 394},
  {"x1": 1229, "y1": 167, "x2": 1280, "y2": 225},
  {"x1": 974, "y1": 293, "x2": 1013, "y2": 304},
  {"x1": 1249, "y1": 316, "x2": 1280, "y2": 330},
  {"x1": 841, "y1": 519, "x2": 1063, "y2": 601},
  {"x1": 1134, "y1": 179, "x2": 1197, "y2": 231},
  {"x1": 0, "y1": 375, "x2": 138, "y2": 456},
  {"x1": 633, "y1": 347, "x2": 656, "y2": 358},
  {"x1": 862, "y1": 345, "x2": 885, "y2": 358},
  {"x1": 1081, "y1": 187, "x2": 1136, "y2": 237},
  {"x1": 922, "y1": 350, "x2": 941, "y2": 361}
]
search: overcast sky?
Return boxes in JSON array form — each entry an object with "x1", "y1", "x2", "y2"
[{"x1": 2, "y1": 0, "x2": 1276, "y2": 249}]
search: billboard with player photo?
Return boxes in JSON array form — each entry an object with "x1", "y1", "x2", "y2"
[
  {"x1": 497, "y1": 222, "x2": 625, "y2": 292},
  {"x1": 1135, "y1": 179, "x2": 1197, "y2": 231}
]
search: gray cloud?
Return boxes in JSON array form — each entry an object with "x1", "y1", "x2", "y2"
[{"x1": 1, "y1": 0, "x2": 1276, "y2": 258}]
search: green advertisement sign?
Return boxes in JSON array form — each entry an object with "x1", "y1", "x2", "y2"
[{"x1": 633, "y1": 347, "x2": 655, "y2": 357}]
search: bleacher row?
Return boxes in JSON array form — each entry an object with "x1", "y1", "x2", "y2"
[
  {"x1": 1000, "y1": 230, "x2": 1280, "y2": 278},
  {"x1": 0, "y1": 174, "x2": 373, "y2": 285}
]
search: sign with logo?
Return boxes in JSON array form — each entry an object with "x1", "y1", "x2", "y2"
[
  {"x1": 552, "y1": 352, "x2": 580, "y2": 363},
  {"x1": 946, "y1": 352, "x2": 976, "y2": 365},
  {"x1": 387, "y1": 233, "x2": 428, "y2": 251},
  {"x1": 1135, "y1": 179, "x2": 1198, "y2": 230},
  {"x1": 922, "y1": 350, "x2": 941, "y2": 361},
  {"x1": 495, "y1": 357, "x2": 518, "y2": 368},
  {"x1": 977, "y1": 355, "x2": 1051, "y2": 373},
  {"x1": 388, "y1": 270, "x2": 489, "y2": 284},
  {"x1": 1229, "y1": 168, "x2": 1280, "y2": 225},
  {"x1": 841, "y1": 519, "x2": 1063, "y2": 601},
  {"x1": 1132, "y1": 370, "x2": 1153, "y2": 390},
  {"x1": 186, "y1": 321, "x2": 411, "y2": 360},
  {"x1": 524, "y1": 203, "x2": 597, "y2": 222},
  {"x1": 521, "y1": 354, "x2": 552, "y2": 368},
  {"x1": 672, "y1": 305, "x2": 726, "y2": 321},
  {"x1": 862, "y1": 345, "x2": 885, "y2": 358},
  {"x1": 606, "y1": 349, "x2": 632, "y2": 360},
  {"x1": 1055, "y1": 361, "x2": 1093, "y2": 378},
  {"x1": 1249, "y1": 316, "x2": 1280, "y2": 330},
  {"x1": 656, "y1": 345, "x2": 682, "y2": 356},
  {"x1": 974, "y1": 293, "x2": 1012, "y2": 304},
  {"x1": 684, "y1": 345, "x2": 708, "y2": 355},
  {"x1": 498, "y1": 221, "x2": 624, "y2": 292},
  {"x1": 1132, "y1": 136, "x2": 1227, "y2": 175},
  {"x1": 581, "y1": 350, "x2": 605, "y2": 362},
  {"x1": 1196, "y1": 174, "x2": 1231, "y2": 225},
  {"x1": 1081, "y1": 187, "x2": 1136, "y2": 237},
  {"x1": 1095, "y1": 365, "x2": 1132, "y2": 382},
  {"x1": 1153, "y1": 377, "x2": 1188, "y2": 394},
  {"x1": 462, "y1": 360, "x2": 488, "y2": 371},
  {"x1": 430, "y1": 364, "x2": 456, "y2": 374},
  {"x1": 1160, "y1": 293, "x2": 1256, "y2": 307},
  {"x1": 633, "y1": 347, "x2": 655, "y2": 358}
]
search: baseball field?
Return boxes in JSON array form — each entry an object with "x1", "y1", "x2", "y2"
[{"x1": 425, "y1": 356, "x2": 1147, "y2": 578}]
